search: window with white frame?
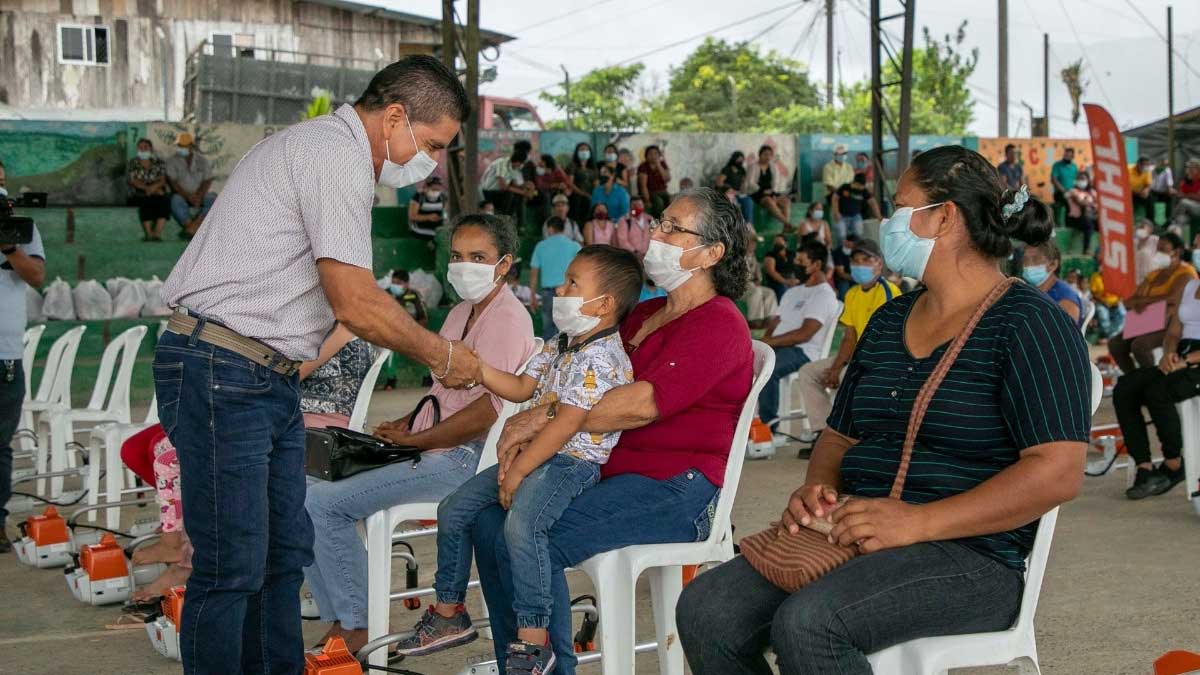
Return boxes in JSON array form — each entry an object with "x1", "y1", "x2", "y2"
[
  {"x1": 211, "y1": 33, "x2": 256, "y2": 58},
  {"x1": 58, "y1": 24, "x2": 110, "y2": 65}
]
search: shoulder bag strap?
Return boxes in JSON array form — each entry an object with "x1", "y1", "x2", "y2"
[
  {"x1": 889, "y1": 277, "x2": 1018, "y2": 500},
  {"x1": 406, "y1": 394, "x2": 442, "y2": 429}
]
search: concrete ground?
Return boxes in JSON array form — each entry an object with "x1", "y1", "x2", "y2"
[{"x1": 2, "y1": 388, "x2": 1198, "y2": 675}]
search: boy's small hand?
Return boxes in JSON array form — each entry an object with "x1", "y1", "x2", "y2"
[{"x1": 499, "y1": 469, "x2": 526, "y2": 510}]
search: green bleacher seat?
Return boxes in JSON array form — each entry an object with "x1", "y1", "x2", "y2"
[
  {"x1": 374, "y1": 238, "x2": 435, "y2": 276},
  {"x1": 371, "y1": 207, "x2": 409, "y2": 238}
]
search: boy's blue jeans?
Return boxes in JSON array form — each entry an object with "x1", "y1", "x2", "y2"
[{"x1": 434, "y1": 454, "x2": 600, "y2": 629}]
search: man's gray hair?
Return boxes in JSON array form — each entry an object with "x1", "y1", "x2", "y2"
[{"x1": 675, "y1": 187, "x2": 751, "y2": 299}]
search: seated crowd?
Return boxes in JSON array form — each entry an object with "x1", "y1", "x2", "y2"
[
  {"x1": 126, "y1": 132, "x2": 219, "y2": 241},
  {"x1": 116, "y1": 143, "x2": 1199, "y2": 673}
]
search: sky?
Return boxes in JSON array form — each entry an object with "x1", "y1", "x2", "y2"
[{"x1": 375, "y1": 0, "x2": 1200, "y2": 138}]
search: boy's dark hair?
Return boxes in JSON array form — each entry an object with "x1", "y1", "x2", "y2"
[
  {"x1": 391, "y1": 269, "x2": 410, "y2": 282},
  {"x1": 356, "y1": 55, "x2": 470, "y2": 124},
  {"x1": 798, "y1": 240, "x2": 829, "y2": 271},
  {"x1": 575, "y1": 244, "x2": 645, "y2": 322},
  {"x1": 545, "y1": 216, "x2": 566, "y2": 233},
  {"x1": 478, "y1": 199, "x2": 493, "y2": 210}
]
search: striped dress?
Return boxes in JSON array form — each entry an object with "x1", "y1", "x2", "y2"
[{"x1": 828, "y1": 282, "x2": 1091, "y2": 570}]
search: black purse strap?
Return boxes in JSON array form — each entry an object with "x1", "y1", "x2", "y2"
[{"x1": 406, "y1": 394, "x2": 441, "y2": 429}]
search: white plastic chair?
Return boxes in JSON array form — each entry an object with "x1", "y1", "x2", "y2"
[
  {"x1": 23, "y1": 325, "x2": 87, "y2": 494},
  {"x1": 1080, "y1": 302, "x2": 1095, "y2": 338},
  {"x1": 577, "y1": 340, "x2": 775, "y2": 675},
  {"x1": 864, "y1": 362, "x2": 1104, "y2": 675},
  {"x1": 349, "y1": 348, "x2": 393, "y2": 432},
  {"x1": 43, "y1": 325, "x2": 147, "y2": 499},
  {"x1": 1177, "y1": 397, "x2": 1200, "y2": 517},
  {"x1": 776, "y1": 301, "x2": 843, "y2": 437},
  {"x1": 363, "y1": 339, "x2": 543, "y2": 671},
  {"x1": 16, "y1": 325, "x2": 46, "y2": 453},
  {"x1": 85, "y1": 396, "x2": 160, "y2": 530}
]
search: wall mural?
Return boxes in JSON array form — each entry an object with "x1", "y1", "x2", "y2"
[
  {"x1": 0, "y1": 120, "x2": 139, "y2": 205},
  {"x1": 977, "y1": 136, "x2": 1139, "y2": 203}
]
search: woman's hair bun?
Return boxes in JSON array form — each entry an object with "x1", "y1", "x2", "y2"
[{"x1": 998, "y1": 187, "x2": 1053, "y2": 247}]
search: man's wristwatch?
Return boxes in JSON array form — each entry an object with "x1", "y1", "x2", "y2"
[{"x1": 545, "y1": 400, "x2": 558, "y2": 420}]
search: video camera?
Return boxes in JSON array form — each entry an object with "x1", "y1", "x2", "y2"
[{"x1": 0, "y1": 194, "x2": 37, "y2": 247}]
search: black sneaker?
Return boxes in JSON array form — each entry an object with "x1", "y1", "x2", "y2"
[
  {"x1": 393, "y1": 605, "x2": 478, "y2": 657},
  {"x1": 1127, "y1": 467, "x2": 1171, "y2": 500},
  {"x1": 506, "y1": 640, "x2": 557, "y2": 675},
  {"x1": 1154, "y1": 462, "x2": 1186, "y2": 495}
]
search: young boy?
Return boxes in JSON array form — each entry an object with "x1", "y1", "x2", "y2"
[{"x1": 396, "y1": 245, "x2": 644, "y2": 672}]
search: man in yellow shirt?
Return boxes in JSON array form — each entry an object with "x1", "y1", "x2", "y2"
[
  {"x1": 794, "y1": 238, "x2": 900, "y2": 442},
  {"x1": 1129, "y1": 156, "x2": 1154, "y2": 219},
  {"x1": 821, "y1": 144, "x2": 855, "y2": 205}
]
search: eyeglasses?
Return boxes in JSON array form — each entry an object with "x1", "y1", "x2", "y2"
[{"x1": 649, "y1": 218, "x2": 706, "y2": 238}]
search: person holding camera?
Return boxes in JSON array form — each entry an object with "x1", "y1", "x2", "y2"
[{"x1": 0, "y1": 159, "x2": 46, "y2": 553}]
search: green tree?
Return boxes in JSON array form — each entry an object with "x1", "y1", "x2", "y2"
[
  {"x1": 540, "y1": 64, "x2": 647, "y2": 132},
  {"x1": 758, "y1": 22, "x2": 979, "y2": 136},
  {"x1": 648, "y1": 38, "x2": 820, "y2": 132}
]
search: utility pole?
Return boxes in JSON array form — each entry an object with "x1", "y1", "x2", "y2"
[
  {"x1": 440, "y1": 0, "x2": 461, "y2": 217},
  {"x1": 561, "y1": 65, "x2": 572, "y2": 131},
  {"x1": 1043, "y1": 33, "x2": 1049, "y2": 137},
  {"x1": 826, "y1": 0, "x2": 835, "y2": 108},
  {"x1": 870, "y1": 0, "x2": 883, "y2": 200},
  {"x1": 463, "y1": 0, "x2": 480, "y2": 214},
  {"x1": 1167, "y1": 5, "x2": 1175, "y2": 172},
  {"x1": 998, "y1": 0, "x2": 1008, "y2": 136},
  {"x1": 896, "y1": 0, "x2": 915, "y2": 173}
]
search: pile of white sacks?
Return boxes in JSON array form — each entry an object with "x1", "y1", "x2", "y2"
[{"x1": 28, "y1": 276, "x2": 173, "y2": 321}]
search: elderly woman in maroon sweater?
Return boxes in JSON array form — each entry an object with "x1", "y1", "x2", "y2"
[{"x1": 462, "y1": 188, "x2": 754, "y2": 673}]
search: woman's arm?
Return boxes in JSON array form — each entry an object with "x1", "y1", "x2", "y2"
[
  {"x1": 407, "y1": 200, "x2": 423, "y2": 223},
  {"x1": 499, "y1": 404, "x2": 588, "y2": 505},
  {"x1": 581, "y1": 380, "x2": 658, "y2": 433},
  {"x1": 714, "y1": 172, "x2": 727, "y2": 188},
  {"x1": 583, "y1": 221, "x2": 595, "y2": 246},
  {"x1": 638, "y1": 171, "x2": 650, "y2": 198},
  {"x1": 1058, "y1": 299, "x2": 1081, "y2": 323},
  {"x1": 299, "y1": 324, "x2": 355, "y2": 380},
  {"x1": 831, "y1": 440, "x2": 1084, "y2": 552},
  {"x1": 763, "y1": 256, "x2": 786, "y2": 285},
  {"x1": 380, "y1": 394, "x2": 498, "y2": 451},
  {"x1": 480, "y1": 361, "x2": 539, "y2": 403}
]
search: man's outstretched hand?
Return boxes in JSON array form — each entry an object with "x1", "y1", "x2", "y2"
[{"x1": 438, "y1": 341, "x2": 483, "y2": 389}]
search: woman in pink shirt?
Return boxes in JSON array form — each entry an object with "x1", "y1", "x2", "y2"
[
  {"x1": 304, "y1": 214, "x2": 536, "y2": 655},
  {"x1": 614, "y1": 195, "x2": 654, "y2": 258},
  {"x1": 584, "y1": 203, "x2": 616, "y2": 246},
  {"x1": 467, "y1": 188, "x2": 754, "y2": 672}
]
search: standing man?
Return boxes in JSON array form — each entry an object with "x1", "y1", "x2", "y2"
[
  {"x1": 996, "y1": 143, "x2": 1025, "y2": 191},
  {"x1": 165, "y1": 132, "x2": 218, "y2": 238},
  {"x1": 529, "y1": 216, "x2": 581, "y2": 339},
  {"x1": 0, "y1": 160, "x2": 46, "y2": 553},
  {"x1": 155, "y1": 56, "x2": 479, "y2": 674},
  {"x1": 1050, "y1": 147, "x2": 1078, "y2": 218}
]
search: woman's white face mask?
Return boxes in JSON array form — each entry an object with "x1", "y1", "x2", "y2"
[
  {"x1": 643, "y1": 239, "x2": 709, "y2": 292},
  {"x1": 447, "y1": 256, "x2": 509, "y2": 303}
]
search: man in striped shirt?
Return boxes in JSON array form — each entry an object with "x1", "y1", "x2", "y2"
[{"x1": 156, "y1": 56, "x2": 479, "y2": 674}]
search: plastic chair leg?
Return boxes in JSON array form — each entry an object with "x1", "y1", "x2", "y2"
[
  {"x1": 84, "y1": 432, "x2": 101, "y2": 523},
  {"x1": 1010, "y1": 654, "x2": 1041, "y2": 675},
  {"x1": 648, "y1": 566, "x2": 685, "y2": 675},
  {"x1": 364, "y1": 510, "x2": 395, "y2": 672},
  {"x1": 104, "y1": 431, "x2": 125, "y2": 530},
  {"x1": 34, "y1": 417, "x2": 48, "y2": 495},
  {"x1": 49, "y1": 415, "x2": 67, "y2": 498},
  {"x1": 592, "y1": 556, "x2": 637, "y2": 675}
]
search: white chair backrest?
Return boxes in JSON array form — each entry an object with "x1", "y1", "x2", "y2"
[
  {"x1": 477, "y1": 338, "x2": 544, "y2": 474},
  {"x1": 348, "y1": 348, "x2": 393, "y2": 432},
  {"x1": 1020, "y1": 364, "x2": 1102, "y2": 626},
  {"x1": 1080, "y1": 302, "x2": 1095, "y2": 338},
  {"x1": 22, "y1": 324, "x2": 46, "y2": 399},
  {"x1": 144, "y1": 393, "x2": 160, "y2": 425},
  {"x1": 708, "y1": 341, "x2": 775, "y2": 544},
  {"x1": 818, "y1": 301, "x2": 844, "y2": 360},
  {"x1": 85, "y1": 326, "x2": 148, "y2": 417},
  {"x1": 38, "y1": 325, "x2": 87, "y2": 408}
]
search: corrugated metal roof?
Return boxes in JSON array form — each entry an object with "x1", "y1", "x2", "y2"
[{"x1": 299, "y1": 0, "x2": 515, "y2": 45}]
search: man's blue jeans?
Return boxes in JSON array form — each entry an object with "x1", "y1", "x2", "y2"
[
  {"x1": 736, "y1": 195, "x2": 755, "y2": 225},
  {"x1": 0, "y1": 360, "x2": 24, "y2": 524},
  {"x1": 835, "y1": 214, "x2": 863, "y2": 242},
  {"x1": 435, "y1": 455, "x2": 600, "y2": 629},
  {"x1": 539, "y1": 288, "x2": 558, "y2": 340},
  {"x1": 154, "y1": 324, "x2": 314, "y2": 674},
  {"x1": 758, "y1": 346, "x2": 810, "y2": 425},
  {"x1": 171, "y1": 192, "x2": 218, "y2": 226},
  {"x1": 1095, "y1": 302, "x2": 1126, "y2": 339},
  {"x1": 469, "y1": 468, "x2": 719, "y2": 674}
]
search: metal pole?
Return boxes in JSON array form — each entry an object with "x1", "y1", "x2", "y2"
[
  {"x1": 1167, "y1": 5, "x2": 1176, "y2": 173},
  {"x1": 998, "y1": 0, "x2": 1008, "y2": 136},
  {"x1": 728, "y1": 75, "x2": 738, "y2": 127},
  {"x1": 826, "y1": 0, "x2": 835, "y2": 108},
  {"x1": 441, "y1": 0, "x2": 462, "y2": 217},
  {"x1": 464, "y1": 0, "x2": 480, "y2": 213},
  {"x1": 562, "y1": 65, "x2": 572, "y2": 131},
  {"x1": 1043, "y1": 33, "x2": 1050, "y2": 137},
  {"x1": 896, "y1": 0, "x2": 915, "y2": 175},
  {"x1": 869, "y1": 0, "x2": 883, "y2": 202}
]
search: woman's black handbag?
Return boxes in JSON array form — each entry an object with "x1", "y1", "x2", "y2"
[{"x1": 305, "y1": 395, "x2": 440, "y2": 481}]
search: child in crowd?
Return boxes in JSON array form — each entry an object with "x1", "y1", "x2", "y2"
[
  {"x1": 507, "y1": 267, "x2": 534, "y2": 307},
  {"x1": 388, "y1": 269, "x2": 428, "y2": 326},
  {"x1": 396, "y1": 245, "x2": 644, "y2": 673}
]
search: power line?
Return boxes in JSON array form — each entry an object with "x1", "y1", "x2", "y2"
[
  {"x1": 508, "y1": 0, "x2": 625, "y2": 35},
  {"x1": 513, "y1": 0, "x2": 801, "y2": 98},
  {"x1": 788, "y1": 3, "x2": 824, "y2": 59},
  {"x1": 1120, "y1": 0, "x2": 1200, "y2": 80},
  {"x1": 745, "y1": 3, "x2": 807, "y2": 44}
]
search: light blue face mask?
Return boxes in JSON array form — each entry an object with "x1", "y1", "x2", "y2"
[
  {"x1": 850, "y1": 264, "x2": 876, "y2": 286},
  {"x1": 880, "y1": 202, "x2": 944, "y2": 281},
  {"x1": 1021, "y1": 264, "x2": 1050, "y2": 287}
]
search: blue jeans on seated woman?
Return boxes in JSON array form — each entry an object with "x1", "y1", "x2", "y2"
[
  {"x1": 470, "y1": 468, "x2": 720, "y2": 674},
  {"x1": 676, "y1": 544, "x2": 1023, "y2": 675},
  {"x1": 302, "y1": 443, "x2": 479, "y2": 629},
  {"x1": 435, "y1": 454, "x2": 601, "y2": 629}
]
